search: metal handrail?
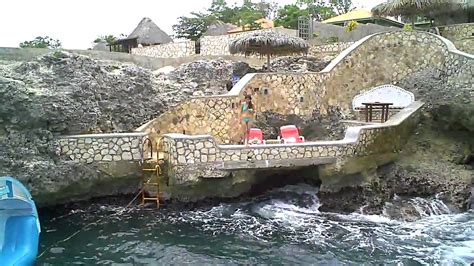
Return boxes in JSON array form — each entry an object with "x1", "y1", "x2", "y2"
[{"x1": 141, "y1": 137, "x2": 154, "y2": 163}]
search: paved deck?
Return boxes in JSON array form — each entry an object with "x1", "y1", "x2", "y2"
[{"x1": 216, "y1": 157, "x2": 337, "y2": 170}]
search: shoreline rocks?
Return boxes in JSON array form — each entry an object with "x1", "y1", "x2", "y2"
[
  {"x1": 0, "y1": 51, "x2": 253, "y2": 206},
  {"x1": 318, "y1": 66, "x2": 473, "y2": 216},
  {"x1": 1, "y1": 51, "x2": 471, "y2": 212}
]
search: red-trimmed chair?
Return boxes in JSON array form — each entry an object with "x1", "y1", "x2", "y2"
[
  {"x1": 247, "y1": 128, "x2": 265, "y2": 145},
  {"x1": 278, "y1": 125, "x2": 305, "y2": 144}
]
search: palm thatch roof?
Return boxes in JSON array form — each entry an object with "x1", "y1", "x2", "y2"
[
  {"x1": 203, "y1": 21, "x2": 238, "y2": 36},
  {"x1": 372, "y1": 0, "x2": 466, "y2": 18},
  {"x1": 126, "y1": 17, "x2": 172, "y2": 45},
  {"x1": 229, "y1": 31, "x2": 309, "y2": 57}
]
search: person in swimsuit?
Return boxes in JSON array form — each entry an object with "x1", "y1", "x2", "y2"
[{"x1": 241, "y1": 95, "x2": 254, "y2": 145}]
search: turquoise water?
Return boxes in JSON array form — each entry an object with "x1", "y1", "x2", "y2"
[{"x1": 38, "y1": 184, "x2": 474, "y2": 264}]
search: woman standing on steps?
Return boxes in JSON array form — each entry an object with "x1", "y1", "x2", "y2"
[{"x1": 241, "y1": 94, "x2": 255, "y2": 145}]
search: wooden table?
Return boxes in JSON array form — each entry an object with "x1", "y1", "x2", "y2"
[{"x1": 362, "y1": 102, "x2": 393, "y2": 122}]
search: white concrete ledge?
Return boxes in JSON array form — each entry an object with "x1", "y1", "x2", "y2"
[{"x1": 57, "y1": 132, "x2": 148, "y2": 139}]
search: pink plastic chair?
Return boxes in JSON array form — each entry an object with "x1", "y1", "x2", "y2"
[
  {"x1": 278, "y1": 125, "x2": 305, "y2": 144},
  {"x1": 247, "y1": 128, "x2": 265, "y2": 145}
]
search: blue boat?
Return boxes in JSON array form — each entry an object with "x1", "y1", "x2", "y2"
[{"x1": 0, "y1": 177, "x2": 40, "y2": 266}]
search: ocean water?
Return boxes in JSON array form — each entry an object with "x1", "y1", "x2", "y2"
[{"x1": 37, "y1": 184, "x2": 474, "y2": 265}]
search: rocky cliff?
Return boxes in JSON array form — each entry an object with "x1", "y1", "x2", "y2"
[
  {"x1": 1, "y1": 50, "x2": 471, "y2": 211},
  {"x1": 0, "y1": 51, "x2": 251, "y2": 205},
  {"x1": 319, "y1": 69, "x2": 474, "y2": 216}
]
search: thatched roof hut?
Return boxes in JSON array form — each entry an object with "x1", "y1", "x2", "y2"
[
  {"x1": 372, "y1": 0, "x2": 469, "y2": 25},
  {"x1": 127, "y1": 17, "x2": 173, "y2": 45},
  {"x1": 229, "y1": 31, "x2": 309, "y2": 71},
  {"x1": 203, "y1": 21, "x2": 238, "y2": 36},
  {"x1": 109, "y1": 17, "x2": 172, "y2": 53}
]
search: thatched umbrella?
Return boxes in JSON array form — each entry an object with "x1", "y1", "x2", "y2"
[
  {"x1": 229, "y1": 31, "x2": 309, "y2": 71},
  {"x1": 372, "y1": 0, "x2": 465, "y2": 27}
]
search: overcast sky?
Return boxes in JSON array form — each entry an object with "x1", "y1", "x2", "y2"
[{"x1": 0, "y1": 0, "x2": 385, "y2": 49}]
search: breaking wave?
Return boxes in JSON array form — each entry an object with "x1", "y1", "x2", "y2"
[{"x1": 39, "y1": 184, "x2": 474, "y2": 264}]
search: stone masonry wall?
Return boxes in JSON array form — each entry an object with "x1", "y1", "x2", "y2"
[
  {"x1": 308, "y1": 42, "x2": 354, "y2": 58},
  {"x1": 446, "y1": 50, "x2": 474, "y2": 91},
  {"x1": 162, "y1": 102, "x2": 423, "y2": 185},
  {"x1": 200, "y1": 28, "x2": 298, "y2": 56},
  {"x1": 57, "y1": 133, "x2": 146, "y2": 163},
  {"x1": 141, "y1": 73, "x2": 330, "y2": 144},
  {"x1": 131, "y1": 42, "x2": 195, "y2": 58},
  {"x1": 140, "y1": 31, "x2": 473, "y2": 145},
  {"x1": 439, "y1": 23, "x2": 474, "y2": 54},
  {"x1": 320, "y1": 31, "x2": 451, "y2": 111},
  {"x1": 128, "y1": 28, "x2": 297, "y2": 58}
]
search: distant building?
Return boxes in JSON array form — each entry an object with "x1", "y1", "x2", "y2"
[
  {"x1": 322, "y1": 8, "x2": 404, "y2": 28},
  {"x1": 109, "y1": 17, "x2": 172, "y2": 53},
  {"x1": 203, "y1": 18, "x2": 276, "y2": 36},
  {"x1": 227, "y1": 18, "x2": 275, "y2": 34},
  {"x1": 203, "y1": 21, "x2": 238, "y2": 36}
]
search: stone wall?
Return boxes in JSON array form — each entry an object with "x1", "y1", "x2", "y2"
[
  {"x1": 161, "y1": 102, "x2": 423, "y2": 186},
  {"x1": 311, "y1": 22, "x2": 400, "y2": 43},
  {"x1": 439, "y1": 23, "x2": 474, "y2": 54},
  {"x1": 139, "y1": 31, "x2": 473, "y2": 145},
  {"x1": 0, "y1": 47, "x2": 266, "y2": 70},
  {"x1": 57, "y1": 133, "x2": 147, "y2": 163},
  {"x1": 131, "y1": 41, "x2": 195, "y2": 58},
  {"x1": 445, "y1": 48, "x2": 474, "y2": 91},
  {"x1": 200, "y1": 28, "x2": 298, "y2": 56},
  {"x1": 309, "y1": 42, "x2": 354, "y2": 58},
  {"x1": 138, "y1": 73, "x2": 330, "y2": 144}
]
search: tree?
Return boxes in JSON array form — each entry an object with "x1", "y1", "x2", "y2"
[
  {"x1": 255, "y1": 0, "x2": 279, "y2": 19},
  {"x1": 173, "y1": 0, "x2": 268, "y2": 40},
  {"x1": 173, "y1": 12, "x2": 216, "y2": 41},
  {"x1": 295, "y1": 0, "x2": 336, "y2": 21},
  {"x1": 207, "y1": 0, "x2": 234, "y2": 22},
  {"x1": 274, "y1": 4, "x2": 308, "y2": 29},
  {"x1": 19, "y1": 36, "x2": 61, "y2": 49},
  {"x1": 233, "y1": 2, "x2": 266, "y2": 28},
  {"x1": 330, "y1": 0, "x2": 353, "y2": 15},
  {"x1": 93, "y1": 35, "x2": 122, "y2": 45}
]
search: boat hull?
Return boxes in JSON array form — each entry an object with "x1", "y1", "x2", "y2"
[{"x1": 0, "y1": 177, "x2": 40, "y2": 266}]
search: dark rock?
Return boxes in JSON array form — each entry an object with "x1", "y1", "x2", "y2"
[
  {"x1": 267, "y1": 56, "x2": 331, "y2": 72},
  {"x1": 253, "y1": 106, "x2": 348, "y2": 141}
]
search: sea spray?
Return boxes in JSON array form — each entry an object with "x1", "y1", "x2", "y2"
[
  {"x1": 38, "y1": 184, "x2": 474, "y2": 264},
  {"x1": 383, "y1": 194, "x2": 453, "y2": 221}
]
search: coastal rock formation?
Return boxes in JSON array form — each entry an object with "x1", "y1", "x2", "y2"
[
  {"x1": 0, "y1": 51, "x2": 249, "y2": 205},
  {"x1": 268, "y1": 56, "x2": 331, "y2": 73},
  {"x1": 253, "y1": 106, "x2": 347, "y2": 141},
  {"x1": 1, "y1": 46, "x2": 471, "y2": 213},
  {"x1": 318, "y1": 69, "x2": 474, "y2": 216}
]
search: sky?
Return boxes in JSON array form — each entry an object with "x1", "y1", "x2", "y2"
[{"x1": 0, "y1": 0, "x2": 386, "y2": 49}]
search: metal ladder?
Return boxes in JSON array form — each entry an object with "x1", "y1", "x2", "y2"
[{"x1": 140, "y1": 137, "x2": 161, "y2": 208}]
